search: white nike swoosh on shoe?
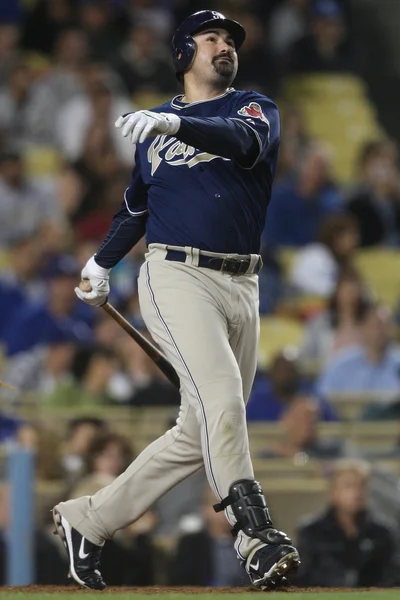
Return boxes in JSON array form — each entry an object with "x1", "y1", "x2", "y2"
[
  {"x1": 251, "y1": 559, "x2": 260, "y2": 571},
  {"x1": 79, "y1": 536, "x2": 89, "y2": 560}
]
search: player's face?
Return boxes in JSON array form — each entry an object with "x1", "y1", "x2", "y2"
[{"x1": 191, "y1": 28, "x2": 238, "y2": 85}]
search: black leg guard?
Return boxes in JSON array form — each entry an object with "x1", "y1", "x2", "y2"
[{"x1": 214, "y1": 479, "x2": 293, "y2": 545}]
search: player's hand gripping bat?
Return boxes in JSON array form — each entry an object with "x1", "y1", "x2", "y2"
[{"x1": 79, "y1": 281, "x2": 180, "y2": 389}]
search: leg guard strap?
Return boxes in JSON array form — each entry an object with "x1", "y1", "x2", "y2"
[{"x1": 214, "y1": 479, "x2": 274, "y2": 540}]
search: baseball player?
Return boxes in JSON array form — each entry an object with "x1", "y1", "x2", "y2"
[{"x1": 53, "y1": 10, "x2": 300, "y2": 590}]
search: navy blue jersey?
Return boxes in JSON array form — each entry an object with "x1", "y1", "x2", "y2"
[{"x1": 96, "y1": 88, "x2": 280, "y2": 267}]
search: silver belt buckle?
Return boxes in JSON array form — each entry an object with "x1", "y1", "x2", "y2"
[
  {"x1": 220, "y1": 254, "x2": 237, "y2": 273},
  {"x1": 221, "y1": 254, "x2": 250, "y2": 275}
]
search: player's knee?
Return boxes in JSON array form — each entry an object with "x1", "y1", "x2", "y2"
[
  {"x1": 217, "y1": 393, "x2": 247, "y2": 418},
  {"x1": 206, "y1": 400, "x2": 248, "y2": 456},
  {"x1": 196, "y1": 377, "x2": 245, "y2": 414},
  {"x1": 196, "y1": 379, "x2": 247, "y2": 434},
  {"x1": 215, "y1": 404, "x2": 247, "y2": 435}
]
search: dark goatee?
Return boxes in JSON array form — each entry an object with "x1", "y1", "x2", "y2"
[{"x1": 213, "y1": 61, "x2": 235, "y2": 78}]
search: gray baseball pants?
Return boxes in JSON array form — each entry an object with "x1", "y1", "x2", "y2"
[{"x1": 56, "y1": 244, "x2": 263, "y2": 561}]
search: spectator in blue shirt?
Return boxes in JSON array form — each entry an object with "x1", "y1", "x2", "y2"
[
  {"x1": 0, "y1": 281, "x2": 27, "y2": 341},
  {"x1": 247, "y1": 348, "x2": 337, "y2": 421},
  {"x1": 0, "y1": 231, "x2": 46, "y2": 303},
  {"x1": 317, "y1": 304, "x2": 400, "y2": 401},
  {"x1": 2, "y1": 254, "x2": 92, "y2": 356},
  {"x1": 263, "y1": 142, "x2": 342, "y2": 247},
  {"x1": 0, "y1": 413, "x2": 23, "y2": 443}
]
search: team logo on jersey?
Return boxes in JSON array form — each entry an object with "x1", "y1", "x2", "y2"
[
  {"x1": 237, "y1": 102, "x2": 269, "y2": 124},
  {"x1": 147, "y1": 135, "x2": 229, "y2": 176}
]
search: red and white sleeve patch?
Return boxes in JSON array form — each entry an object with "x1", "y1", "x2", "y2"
[{"x1": 237, "y1": 102, "x2": 269, "y2": 125}]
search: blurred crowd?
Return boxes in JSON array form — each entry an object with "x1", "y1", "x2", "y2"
[{"x1": 1, "y1": 0, "x2": 400, "y2": 589}]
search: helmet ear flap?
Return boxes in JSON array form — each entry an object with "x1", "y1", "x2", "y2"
[{"x1": 174, "y1": 34, "x2": 197, "y2": 80}]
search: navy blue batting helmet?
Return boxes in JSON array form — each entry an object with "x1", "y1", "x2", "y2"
[{"x1": 172, "y1": 10, "x2": 246, "y2": 80}]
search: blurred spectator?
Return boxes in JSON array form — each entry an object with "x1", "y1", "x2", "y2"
[
  {"x1": 0, "y1": 412, "x2": 25, "y2": 444},
  {"x1": 62, "y1": 417, "x2": 108, "y2": 485},
  {"x1": 86, "y1": 311, "x2": 133, "y2": 404},
  {"x1": 56, "y1": 65, "x2": 134, "y2": 165},
  {"x1": 19, "y1": 424, "x2": 64, "y2": 481},
  {"x1": 93, "y1": 308, "x2": 126, "y2": 349},
  {"x1": 0, "y1": 23, "x2": 20, "y2": 85},
  {"x1": 275, "y1": 104, "x2": 310, "y2": 180},
  {"x1": 69, "y1": 431, "x2": 134, "y2": 499},
  {"x1": 0, "y1": 149, "x2": 61, "y2": 249},
  {"x1": 170, "y1": 486, "x2": 246, "y2": 586},
  {"x1": 127, "y1": 0, "x2": 174, "y2": 41},
  {"x1": 317, "y1": 305, "x2": 400, "y2": 401},
  {"x1": 26, "y1": 27, "x2": 89, "y2": 145},
  {"x1": 111, "y1": 238, "x2": 147, "y2": 304},
  {"x1": 232, "y1": 14, "x2": 278, "y2": 96},
  {"x1": 67, "y1": 431, "x2": 156, "y2": 586},
  {"x1": 46, "y1": 344, "x2": 119, "y2": 407},
  {"x1": 268, "y1": 0, "x2": 309, "y2": 57},
  {"x1": 78, "y1": 0, "x2": 122, "y2": 62},
  {"x1": 247, "y1": 349, "x2": 336, "y2": 421},
  {"x1": 113, "y1": 24, "x2": 175, "y2": 95},
  {"x1": 0, "y1": 0, "x2": 20, "y2": 23},
  {"x1": 0, "y1": 60, "x2": 35, "y2": 145},
  {"x1": 58, "y1": 125, "x2": 127, "y2": 229},
  {"x1": 155, "y1": 469, "x2": 207, "y2": 538},
  {"x1": 347, "y1": 140, "x2": 400, "y2": 247},
  {"x1": 263, "y1": 142, "x2": 342, "y2": 247},
  {"x1": 1, "y1": 254, "x2": 92, "y2": 356},
  {"x1": 2, "y1": 332, "x2": 76, "y2": 396},
  {"x1": 0, "y1": 281, "x2": 27, "y2": 342},
  {"x1": 301, "y1": 268, "x2": 372, "y2": 366},
  {"x1": 92, "y1": 509, "x2": 157, "y2": 586},
  {"x1": 120, "y1": 329, "x2": 180, "y2": 407},
  {"x1": 21, "y1": 0, "x2": 77, "y2": 55},
  {"x1": 75, "y1": 173, "x2": 131, "y2": 244},
  {"x1": 287, "y1": 0, "x2": 352, "y2": 74},
  {"x1": 262, "y1": 396, "x2": 343, "y2": 459},
  {"x1": 294, "y1": 459, "x2": 397, "y2": 587},
  {"x1": 258, "y1": 247, "x2": 284, "y2": 315},
  {"x1": 0, "y1": 232, "x2": 45, "y2": 302},
  {"x1": 289, "y1": 213, "x2": 359, "y2": 297},
  {"x1": 95, "y1": 509, "x2": 157, "y2": 586}
]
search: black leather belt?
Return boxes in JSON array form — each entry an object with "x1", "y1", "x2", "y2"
[{"x1": 165, "y1": 249, "x2": 262, "y2": 275}]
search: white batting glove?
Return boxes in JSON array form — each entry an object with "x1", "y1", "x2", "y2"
[
  {"x1": 74, "y1": 256, "x2": 110, "y2": 307},
  {"x1": 115, "y1": 111, "x2": 181, "y2": 144}
]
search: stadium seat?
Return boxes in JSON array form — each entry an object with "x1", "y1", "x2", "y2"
[
  {"x1": 253, "y1": 458, "x2": 324, "y2": 480},
  {"x1": 258, "y1": 316, "x2": 304, "y2": 367},
  {"x1": 281, "y1": 74, "x2": 383, "y2": 182},
  {"x1": 326, "y1": 393, "x2": 379, "y2": 420},
  {"x1": 349, "y1": 421, "x2": 400, "y2": 452},
  {"x1": 0, "y1": 250, "x2": 11, "y2": 272},
  {"x1": 354, "y1": 249, "x2": 400, "y2": 309},
  {"x1": 24, "y1": 145, "x2": 63, "y2": 178}
]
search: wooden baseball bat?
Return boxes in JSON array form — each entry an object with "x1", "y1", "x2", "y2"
[
  {"x1": 0, "y1": 380, "x2": 17, "y2": 391},
  {"x1": 79, "y1": 281, "x2": 180, "y2": 389}
]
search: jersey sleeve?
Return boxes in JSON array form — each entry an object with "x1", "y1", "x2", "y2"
[
  {"x1": 176, "y1": 116, "x2": 259, "y2": 167},
  {"x1": 123, "y1": 149, "x2": 149, "y2": 216},
  {"x1": 230, "y1": 93, "x2": 280, "y2": 168},
  {"x1": 94, "y1": 149, "x2": 148, "y2": 269}
]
